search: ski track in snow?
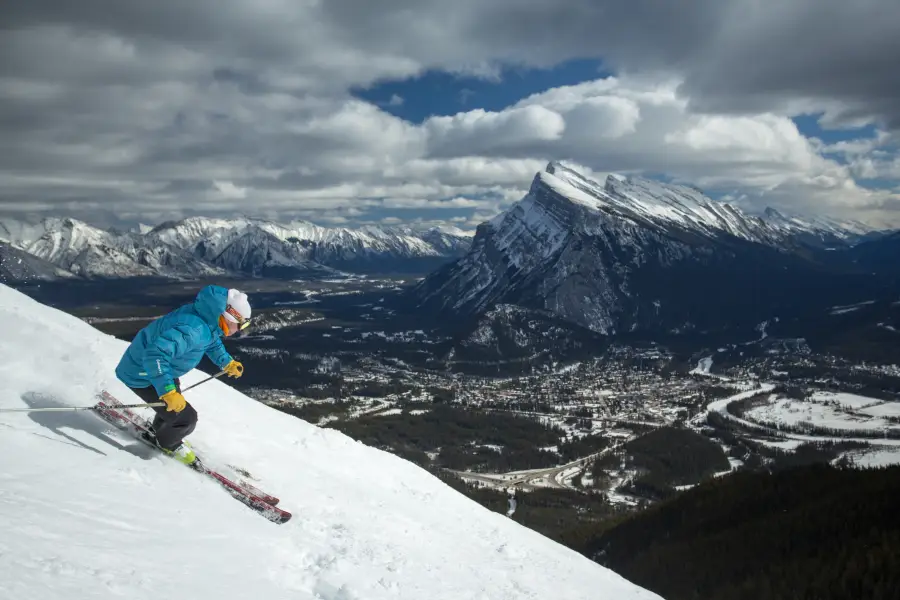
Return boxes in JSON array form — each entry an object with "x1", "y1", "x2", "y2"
[{"x1": 0, "y1": 284, "x2": 660, "y2": 600}]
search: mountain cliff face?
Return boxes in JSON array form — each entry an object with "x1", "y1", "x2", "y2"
[
  {"x1": 0, "y1": 241, "x2": 75, "y2": 283},
  {"x1": 446, "y1": 304, "x2": 610, "y2": 375},
  {"x1": 412, "y1": 162, "x2": 891, "y2": 335},
  {"x1": 0, "y1": 216, "x2": 472, "y2": 280}
]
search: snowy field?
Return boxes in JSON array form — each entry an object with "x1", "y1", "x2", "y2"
[
  {"x1": 810, "y1": 391, "x2": 882, "y2": 409},
  {"x1": 690, "y1": 356, "x2": 713, "y2": 375},
  {"x1": 745, "y1": 396, "x2": 898, "y2": 433},
  {"x1": 703, "y1": 384, "x2": 900, "y2": 449},
  {"x1": 857, "y1": 403, "x2": 900, "y2": 419},
  {"x1": 847, "y1": 447, "x2": 900, "y2": 468},
  {"x1": 0, "y1": 284, "x2": 660, "y2": 600}
]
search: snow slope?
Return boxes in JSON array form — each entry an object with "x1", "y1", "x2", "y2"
[{"x1": 0, "y1": 283, "x2": 659, "y2": 600}]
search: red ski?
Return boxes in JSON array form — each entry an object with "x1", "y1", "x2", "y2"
[
  {"x1": 96, "y1": 391, "x2": 281, "y2": 506},
  {"x1": 94, "y1": 390, "x2": 291, "y2": 525}
]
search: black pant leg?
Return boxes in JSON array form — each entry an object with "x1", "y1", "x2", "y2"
[
  {"x1": 129, "y1": 381, "x2": 198, "y2": 450},
  {"x1": 153, "y1": 403, "x2": 197, "y2": 450}
]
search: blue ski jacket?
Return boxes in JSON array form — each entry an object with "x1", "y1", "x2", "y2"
[{"x1": 115, "y1": 285, "x2": 234, "y2": 396}]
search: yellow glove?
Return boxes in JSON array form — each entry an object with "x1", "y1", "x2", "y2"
[
  {"x1": 160, "y1": 389, "x2": 186, "y2": 413},
  {"x1": 224, "y1": 359, "x2": 244, "y2": 378}
]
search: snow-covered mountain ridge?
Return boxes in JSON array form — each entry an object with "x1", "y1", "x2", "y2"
[
  {"x1": 0, "y1": 282, "x2": 660, "y2": 599},
  {"x1": 538, "y1": 162, "x2": 873, "y2": 247},
  {"x1": 413, "y1": 162, "x2": 894, "y2": 335},
  {"x1": 0, "y1": 216, "x2": 473, "y2": 280}
]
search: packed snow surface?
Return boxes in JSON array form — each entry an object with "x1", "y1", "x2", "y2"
[{"x1": 0, "y1": 284, "x2": 659, "y2": 600}]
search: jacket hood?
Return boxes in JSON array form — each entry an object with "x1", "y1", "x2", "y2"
[{"x1": 193, "y1": 285, "x2": 228, "y2": 329}]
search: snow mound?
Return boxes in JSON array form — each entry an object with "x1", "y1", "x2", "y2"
[{"x1": 0, "y1": 284, "x2": 659, "y2": 600}]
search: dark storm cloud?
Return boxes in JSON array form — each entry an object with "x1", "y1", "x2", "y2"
[
  {"x1": 317, "y1": 0, "x2": 900, "y2": 129},
  {"x1": 676, "y1": 1, "x2": 900, "y2": 129},
  {"x1": 0, "y1": 0, "x2": 898, "y2": 228},
  {"x1": 6, "y1": 0, "x2": 896, "y2": 119}
]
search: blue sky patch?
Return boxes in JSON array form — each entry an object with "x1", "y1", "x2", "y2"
[
  {"x1": 791, "y1": 114, "x2": 879, "y2": 144},
  {"x1": 352, "y1": 58, "x2": 611, "y2": 123}
]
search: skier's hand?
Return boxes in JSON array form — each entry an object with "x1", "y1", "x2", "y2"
[
  {"x1": 160, "y1": 389, "x2": 186, "y2": 413},
  {"x1": 224, "y1": 359, "x2": 244, "y2": 378}
]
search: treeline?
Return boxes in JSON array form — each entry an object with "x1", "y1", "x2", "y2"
[
  {"x1": 426, "y1": 386, "x2": 454, "y2": 403},
  {"x1": 233, "y1": 356, "x2": 343, "y2": 397},
  {"x1": 742, "y1": 437, "x2": 869, "y2": 472},
  {"x1": 706, "y1": 409, "x2": 881, "y2": 465},
  {"x1": 775, "y1": 365, "x2": 900, "y2": 400},
  {"x1": 726, "y1": 392, "x2": 774, "y2": 418},
  {"x1": 327, "y1": 404, "x2": 564, "y2": 471},
  {"x1": 349, "y1": 379, "x2": 414, "y2": 398},
  {"x1": 749, "y1": 415, "x2": 900, "y2": 440},
  {"x1": 557, "y1": 434, "x2": 611, "y2": 463},
  {"x1": 436, "y1": 471, "x2": 630, "y2": 545},
  {"x1": 593, "y1": 426, "x2": 730, "y2": 500},
  {"x1": 771, "y1": 378, "x2": 900, "y2": 404},
  {"x1": 580, "y1": 463, "x2": 900, "y2": 600},
  {"x1": 275, "y1": 400, "x2": 351, "y2": 424}
]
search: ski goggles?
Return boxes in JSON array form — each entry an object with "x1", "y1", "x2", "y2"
[{"x1": 224, "y1": 305, "x2": 252, "y2": 332}]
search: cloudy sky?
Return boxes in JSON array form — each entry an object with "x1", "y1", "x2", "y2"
[{"x1": 1, "y1": 0, "x2": 899, "y2": 231}]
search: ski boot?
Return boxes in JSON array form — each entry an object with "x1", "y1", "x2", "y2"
[
  {"x1": 163, "y1": 441, "x2": 198, "y2": 467},
  {"x1": 141, "y1": 429, "x2": 198, "y2": 467}
]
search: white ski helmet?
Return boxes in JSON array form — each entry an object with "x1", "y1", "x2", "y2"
[{"x1": 222, "y1": 288, "x2": 251, "y2": 332}]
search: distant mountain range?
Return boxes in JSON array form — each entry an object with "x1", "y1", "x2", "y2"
[
  {"x1": 0, "y1": 217, "x2": 473, "y2": 281},
  {"x1": 4, "y1": 162, "x2": 898, "y2": 343},
  {"x1": 412, "y1": 162, "x2": 899, "y2": 336}
]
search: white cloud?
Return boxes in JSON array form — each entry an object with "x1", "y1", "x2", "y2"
[
  {"x1": 213, "y1": 180, "x2": 247, "y2": 199},
  {"x1": 424, "y1": 105, "x2": 565, "y2": 157},
  {"x1": 502, "y1": 76, "x2": 899, "y2": 221},
  {"x1": 1, "y1": 1, "x2": 899, "y2": 230},
  {"x1": 848, "y1": 155, "x2": 900, "y2": 182},
  {"x1": 381, "y1": 196, "x2": 483, "y2": 209}
]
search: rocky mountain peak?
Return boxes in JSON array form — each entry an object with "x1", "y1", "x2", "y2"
[{"x1": 412, "y1": 162, "x2": 892, "y2": 336}]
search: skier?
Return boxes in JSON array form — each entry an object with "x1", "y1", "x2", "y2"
[{"x1": 114, "y1": 285, "x2": 251, "y2": 465}]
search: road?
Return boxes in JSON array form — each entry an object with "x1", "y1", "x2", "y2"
[{"x1": 447, "y1": 437, "x2": 632, "y2": 491}]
